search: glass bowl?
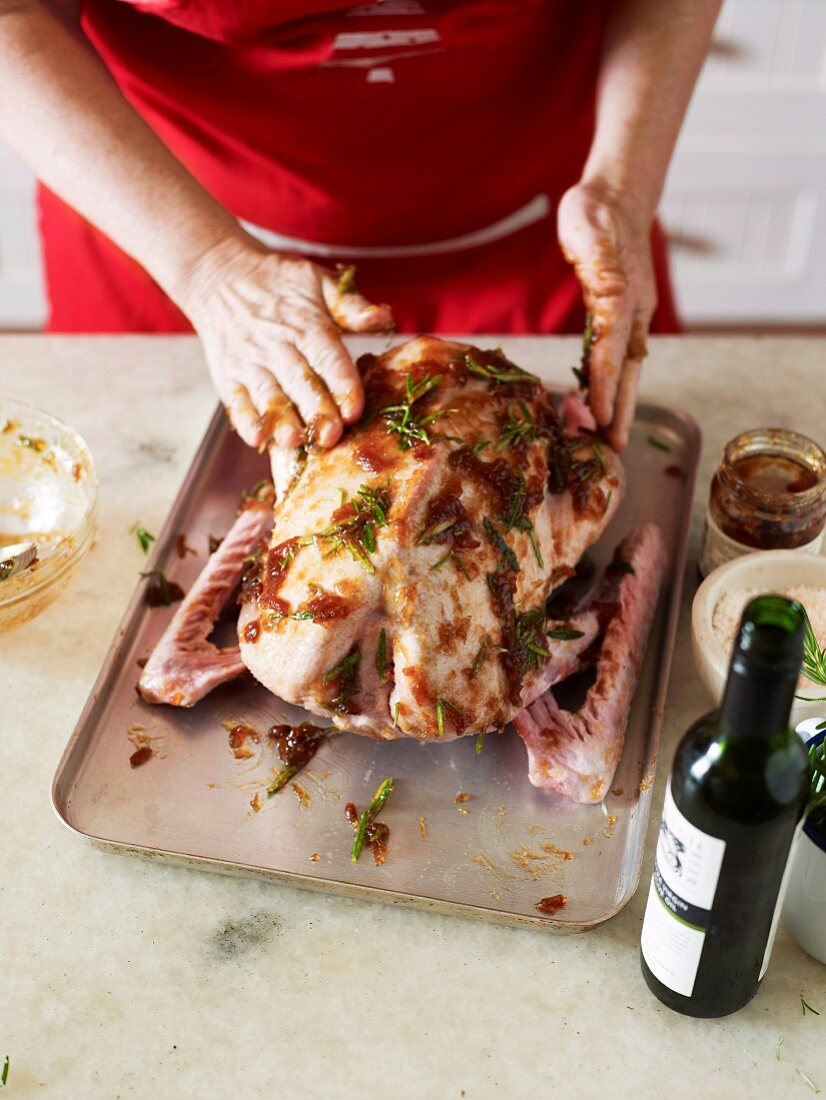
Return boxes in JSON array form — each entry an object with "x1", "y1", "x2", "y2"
[{"x1": 0, "y1": 398, "x2": 99, "y2": 633}]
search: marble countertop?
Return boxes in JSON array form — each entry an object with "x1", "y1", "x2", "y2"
[{"x1": 1, "y1": 335, "x2": 824, "y2": 1100}]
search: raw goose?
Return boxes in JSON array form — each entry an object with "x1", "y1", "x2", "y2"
[{"x1": 139, "y1": 336, "x2": 665, "y2": 800}]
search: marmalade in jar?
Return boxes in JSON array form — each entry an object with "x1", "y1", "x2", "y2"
[{"x1": 699, "y1": 428, "x2": 826, "y2": 576}]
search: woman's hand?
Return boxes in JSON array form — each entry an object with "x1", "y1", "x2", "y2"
[
  {"x1": 557, "y1": 180, "x2": 656, "y2": 452},
  {"x1": 180, "y1": 236, "x2": 393, "y2": 452}
]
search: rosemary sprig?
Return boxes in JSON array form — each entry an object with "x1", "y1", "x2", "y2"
[
  {"x1": 514, "y1": 611, "x2": 552, "y2": 668},
  {"x1": 801, "y1": 609, "x2": 826, "y2": 693},
  {"x1": 647, "y1": 435, "x2": 672, "y2": 453},
  {"x1": 465, "y1": 352, "x2": 534, "y2": 386},
  {"x1": 354, "y1": 484, "x2": 390, "y2": 528},
  {"x1": 499, "y1": 469, "x2": 527, "y2": 532},
  {"x1": 471, "y1": 636, "x2": 491, "y2": 678},
  {"x1": 515, "y1": 609, "x2": 551, "y2": 673},
  {"x1": 1, "y1": 1055, "x2": 7, "y2": 1087},
  {"x1": 495, "y1": 402, "x2": 536, "y2": 452},
  {"x1": 376, "y1": 628, "x2": 388, "y2": 681},
  {"x1": 382, "y1": 373, "x2": 454, "y2": 450},
  {"x1": 311, "y1": 483, "x2": 391, "y2": 575},
  {"x1": 435, "y1": 696, "x2": 465, "y2": 737},
  {"x1": 513, "y1": 516, "x2": 543, "y2": 568},
  {"x1": 131, "y1": 522, "x2": 155, "y2": 555},
  {"x1": 801, "y1": 994, "x2": 821, "y2": 1016},
  {"x1": 352, "y1": 777, "x2": 394, "y2": 863},
  {"x1": 393, "y1": 701, "x2": 400, "y2": 728},
  {"x1": 475, "y1": 733, "x2": 485, "y2": 754},
  {"x1": 323, "y1": 650, "x2": 361, "y2": 683},
  {"x1": 431, "y1": 550, "x2": 470, "y2": 578},
  {"x1": 323, "y1": 648, "x2": 361, "y2": 712},
  {"x1": 483, "y1": 517, "x2": 519, "y2": 572},
  {"x1": 418, "y1": 519, "x2": 457, "y2": 545},
  {"x1": 472, "y1": 438, "x2": 492, "y2": 454},
  {"x1": 470, "y1": 636, "x2": 507, "y2": 679},
  {"x1": 267, "y1": 764, "x2": 299, "y2": 796}
]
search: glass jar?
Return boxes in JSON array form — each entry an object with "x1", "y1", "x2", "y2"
[{"x1": 699, "y1": 428, "x2": 826, "y2": 577}]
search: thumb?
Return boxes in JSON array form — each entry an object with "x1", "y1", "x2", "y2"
[{"x1": 322, "y1": 266, "x2": 394, "y2": 333}]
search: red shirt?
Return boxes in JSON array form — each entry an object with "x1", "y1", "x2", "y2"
[{"x1": 39, "y1": 1, "x2": 680, "y2": 334}]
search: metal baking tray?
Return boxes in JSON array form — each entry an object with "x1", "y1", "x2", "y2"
[{"x1": 52, "y1": 371, "x2": 699, "y2": 931}]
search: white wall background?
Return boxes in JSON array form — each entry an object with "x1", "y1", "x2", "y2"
[{"x1": 1, "y1": 0, "x2": 825, "y2": 329}]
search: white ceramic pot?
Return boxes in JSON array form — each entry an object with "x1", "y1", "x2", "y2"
[
  {"x1": 782, "y1": 729, "x2": 826, "y2": 965},
  {"x1": 692, "y1": 550, "x2": 826, "y2": 727}
]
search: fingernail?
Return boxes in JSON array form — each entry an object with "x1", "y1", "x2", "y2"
[
  {"x1": 275, "y1": 422, "x2": 301, "y2": 448},
  {"x1": 316, "y1": 417, "x2": 343, "y2": 448}
]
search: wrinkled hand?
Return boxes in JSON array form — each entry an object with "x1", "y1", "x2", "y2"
[
  {"x1": 183, "y1": 238, "x2": 393, "y2": 454},
  {"x1": 558, "y1": 182, "x2": 657, "y2": 451}
]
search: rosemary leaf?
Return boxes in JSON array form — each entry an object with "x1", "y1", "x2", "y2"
[
  {"x1": 323, "y1": 650, "x2": 361, "y2": 684},
  {"x1": 547, "y1": 626, "x2": 585, "y2": 641},
  {"x1": 351, "y1": 777, "x2": 394, "y2": 863},
  {"x1": 647, "y1": 435, "x2": 672, "y2": 453},
  {"x1": 483, "y1": 517, "x2": 519, "y2": 573}
]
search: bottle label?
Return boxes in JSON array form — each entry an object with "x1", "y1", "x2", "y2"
[
  {"x1": 699, "y1": 509, "x2": 825, "y2": 577},
  {"x1": 641, "y1": 782, "x2": 727, "y2": 997}
]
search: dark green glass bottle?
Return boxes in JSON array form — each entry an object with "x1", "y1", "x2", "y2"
[{"x1": 640, "y1": 595, "x2": 811, "y2": 1018}]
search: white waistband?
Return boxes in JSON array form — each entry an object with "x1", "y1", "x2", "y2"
[{"x1": 240, "y1": 192, "x2": 550, "y2": 259}]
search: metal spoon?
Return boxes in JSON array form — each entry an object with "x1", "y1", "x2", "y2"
[{"x1": 0, "y1": 541, "x2": 38, "y2": 581}]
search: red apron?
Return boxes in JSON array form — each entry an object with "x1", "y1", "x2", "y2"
[{"x1": 39, "y1": 0, "x2": 680, "y2": 335}]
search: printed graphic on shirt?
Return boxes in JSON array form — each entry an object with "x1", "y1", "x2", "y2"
[{"x1": 322, "y1": 2, "x2": 443, "y2": 81}]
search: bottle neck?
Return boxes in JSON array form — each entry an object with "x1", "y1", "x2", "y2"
[{"x1": 719, "y1": 660, "x2": 798, "y2": 739}]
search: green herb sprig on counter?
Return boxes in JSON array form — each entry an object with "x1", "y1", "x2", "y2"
[
  {"x1": 351, "y1": 777, "x2": 394, "y2": 863},
  {"x1": 1, "y1": 1056, "x2": 7, "y2": 1087},
  {"x1": 131, "y1": 522, "x2": 156, "y2": 555},
  {"x1": 801, "y1": 993, "x2": 821, "y2": 1017}
]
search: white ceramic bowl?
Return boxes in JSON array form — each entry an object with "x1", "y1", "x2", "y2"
[
  {"x1": 692, "y1": 550, "x2": 826, "y2": 727},
  {"x1": 782, "y1": 728, "x2": 826, "y2": 965}
]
